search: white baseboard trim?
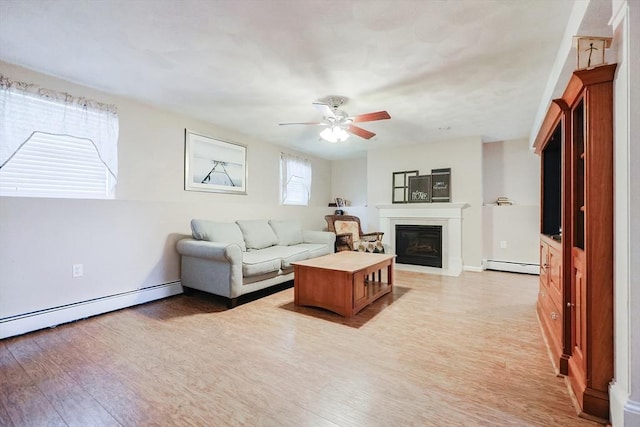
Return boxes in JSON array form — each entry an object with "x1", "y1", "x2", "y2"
[
  {"x1": 624, "y1": 399, "x2": 640, "y2": 425},
  {"x1": 483, "y1": 260, "x2": 540, "y2": 275},
  {"x1": 395, "y1": 263, "x2": 461, "y2": 277},
  {"x1": 0, "y1": 282, "x2": 183, "y2": 339},
  {"x1": 610, "y1": 380, "x2": 640, "y2": 427},
  {"x1": 463, "y1": 265, "x2": 483, "y2": 273}
]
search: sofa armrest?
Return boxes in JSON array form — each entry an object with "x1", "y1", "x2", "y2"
[
  {"x1": 302, "y1": 230, "x2": 336, "y2": 249},
  {"x1": 176, "y1": 238, "x2": 243, "y2": 263},
  {"x1": 176, "y1": 238, "x2": 244, "y2": 299}
]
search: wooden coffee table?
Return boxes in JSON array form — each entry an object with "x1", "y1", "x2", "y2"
[{"x1": 292, "y1": 251, "x2": 395, "y2": 317}]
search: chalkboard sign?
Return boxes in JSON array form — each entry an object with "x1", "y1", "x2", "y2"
[
  {"x1": 408, "y1": 175, "x2": 432, "y2": 203},
  {"x1": 431, "y1": 168, "x2": 451, "y2": 202}
]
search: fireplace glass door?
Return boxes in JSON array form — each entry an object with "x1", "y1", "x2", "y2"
[{"x1": 395, "y1": 225, "x2": 443, "y2": 268}]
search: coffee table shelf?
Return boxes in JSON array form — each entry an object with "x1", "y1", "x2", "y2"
[{"x1": 292, "y1": 251, "x2": 395, "y2": 317}]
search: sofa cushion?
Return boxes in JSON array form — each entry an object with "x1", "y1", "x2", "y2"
[
  {"x1": 242, "y1": 245, "x2": 312, "y2": 274},
  {"x1": 241, "y1": 251, "x2": 282, "y2": 277},
  {"x1": 236, "y1": 220, "x2": 278, "y2": 250},
  {"x1": 191, "y1": 220, "x2": 246, "y2": 252},
  {"x1": 280, "y1": 248, "x2": 311, "y2": 269},
  {"x1": 294, "y1": 243, "x2": 332, "y2": 259},
  {"x1": 269, "y1": 219, "x2": 303, "y2": 246}
]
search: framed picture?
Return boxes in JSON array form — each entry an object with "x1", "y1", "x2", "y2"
[
  {"x1": 335, "y1": 197, "x2": 345, "y2": 207},
  {"x1": 392, "y1": 170, "x2": 419, "y2": 203},
  {"x1": 408, "y1": 175, "x2": 432, "y2": 203},
  {"x1": 431, "y1": 168, "x2": 451, "y2": 202},
  {"x1": 184, "y1": 130, "x2": 247, "y2": 194}
]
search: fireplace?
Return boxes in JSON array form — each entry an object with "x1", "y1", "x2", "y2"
[
  {"x1": 378, "y1": 203, "x2": 467, "y2": 276},
  {"x1": 395, "y1": 225, "x2": 443, "y2": 268}
]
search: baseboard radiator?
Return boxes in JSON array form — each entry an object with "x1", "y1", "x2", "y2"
[
  {"x1": 483, "y1": 260, "x2": 539, "y2": 275},
  {"x1": 0, "y1": 282, "x2": 183, "y2": 339}
]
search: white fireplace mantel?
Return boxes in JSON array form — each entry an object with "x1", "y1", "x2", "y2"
[{"x1": 377, "y1": 203, "x2": 469, "y2": 276}]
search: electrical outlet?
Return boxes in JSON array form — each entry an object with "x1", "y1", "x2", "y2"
[
  {"x1": 72, "y1": 264, "x2": 83, "y2": 278},
  {"x1": 500, "y1": 240, "x2": 507, "y2": 249}
]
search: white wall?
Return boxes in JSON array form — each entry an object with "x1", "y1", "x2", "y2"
[
  {"x1": 0, "y1": 62, "x2": 333, "y2": 329},
  {"x1": 331, "y1": 157, "x2": 367, "y2": 207},
  {"x1": 366, "y1": 137, "x2": 484, "y2": 269},
  {"x1": 610, "y1": 0, "x2": 640, "y2": 425},
  {"x1": 482, "y1": 138, "x2": 540, "y2": 206},
  {"x1": 330, "y1": 156, "x2": 369, "y2": 226},
  {"x1": 482, "y1": 205, "x2": 539, "y2": 266},
  {"x1": 482, "y1": 139, "x2": 540, "y2": 267}
]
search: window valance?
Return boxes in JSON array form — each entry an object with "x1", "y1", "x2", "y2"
[{"x1": 0, "y1": 74, "x2": 119, "y2": 189}]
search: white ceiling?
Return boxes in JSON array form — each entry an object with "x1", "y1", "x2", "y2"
[{"x1": 0, "y1": 0, "x2": 578, "y2": 160}]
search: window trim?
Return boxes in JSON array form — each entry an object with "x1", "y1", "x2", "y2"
[{"x1": 280, "y1": 153, "x2": 312, "y2": 206}]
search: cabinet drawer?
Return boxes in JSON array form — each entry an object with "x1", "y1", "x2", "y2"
[
  {"x1": 547, "y1": 245, "x2": 562, "y2": 304},
  {"x1": 538, "y1": 288, "x2": 563, "y2": 361},
  {"x1": 547, "y1": 300, "x2": 562, "y2": 347},
  {"x1": 540, "y1": 241, "x2": 549, "y2": 270},
  {"x1": 538, "y1": 278, "x2": 550, "y2": 301}
]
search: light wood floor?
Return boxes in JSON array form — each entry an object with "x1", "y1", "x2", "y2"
[{"x1": 0, "y1": 270, "x2": 601, "y2": 426}]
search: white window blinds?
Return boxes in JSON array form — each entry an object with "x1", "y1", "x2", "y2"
[
  {"x1": 280, "y1": 153, "x2": 311, "y2": 206},
  {"x1": 0, "y1": 75, "x2": 118, "y2": 198},
  {"x1": 0, "y1": 132, "x2": 113, "y2": 198}
]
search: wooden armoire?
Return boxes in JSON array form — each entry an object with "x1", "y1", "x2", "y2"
[{"x1": 533, "y1": 63, "x2": 616, "y2": 421}]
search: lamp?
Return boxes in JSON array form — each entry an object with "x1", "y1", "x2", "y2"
[{"x1": 320, "y1": 126, "x2": 350, "y2": 143}]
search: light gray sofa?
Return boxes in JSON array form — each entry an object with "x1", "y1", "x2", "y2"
[{"x1": 176, "y1": 219, "x2": 335, "y2": 307}]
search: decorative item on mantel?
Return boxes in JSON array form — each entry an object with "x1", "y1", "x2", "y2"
[
  {"x1": 392, "y1": 168, "x2": 451, "y2": 204},
  {"x1": 392, "y1": 170, "x2": 419, "y2": 203},
  {"x1": 431, "y1": 168, "x2": 451, "y2": 202},
  {"x1": 496, "y1": 197, "x2": 513, "y2": 206},
  {"x1": 408, "y1": 175, "x2": 431, "y2": 203},
  {"x1": 573, "y1": 36, "x2": 612, "y2": 70}
]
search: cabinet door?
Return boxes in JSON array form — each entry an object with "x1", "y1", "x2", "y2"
[
  {"x1": 571, "y1": 248, "x2": 587, "y2": 381},
  {"x1": 353, "y1": 272, "x2": 367, "y2": 307}
]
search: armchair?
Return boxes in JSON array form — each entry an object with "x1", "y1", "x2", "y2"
[{"x1": 324, "y1": 215, "x2": 384, "y2": 253}]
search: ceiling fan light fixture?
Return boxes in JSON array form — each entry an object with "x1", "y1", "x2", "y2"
[
  {"x1": 320, "y1": 126, "x2": 349, "y2": 143},
  {"x1": 280, "y1": 97, "x2": 389, "y2": 142}
]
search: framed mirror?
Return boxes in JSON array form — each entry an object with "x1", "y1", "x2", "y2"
[{"x1": 392, "y1": 170, "x2": 419, "y2": 203}]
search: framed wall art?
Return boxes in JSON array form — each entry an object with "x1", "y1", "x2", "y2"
[
  {"x1": 431, "y1": 168, "x2": 451, "y2": 202},
  {"x1": 184, "y1": 130, "x2": 247, "y2": 194},
  {"x1": 408, "y1": 175, "x2": 432, "y2": 203},
  {"x1": 392, "y1": 170, "x2": 419, "y2": 203}
]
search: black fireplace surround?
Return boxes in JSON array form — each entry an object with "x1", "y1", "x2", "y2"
[{"x1": 395, "y1": 225, "x2": 443, "y2": 268}]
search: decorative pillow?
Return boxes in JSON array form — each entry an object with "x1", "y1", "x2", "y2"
[
  {"x1": 334, "y1": 220, "x2": 359, "y2": 245},
  {"x1": 354, "y1": 240, "x2": 384, "y2": 253},
  {"x1": 236, "y1": 220, "x2": 279, "y2": 250},
  {"x1": 190, "y1": 220, "x2": 246, "y2": 251},
  {"x1": 269, "y1": 220, "x2": 303, "y2": 246}
]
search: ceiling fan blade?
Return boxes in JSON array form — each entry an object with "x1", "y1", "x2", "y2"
[
  {"x1": 348, "y1": 124, "x2": 376, "y2": 140},
  {"x1": 312, "y1": 102, "x2": 336, "y2": 119},
  {"x1": 351, "y1": 111, "x2": 391, "y2": 123},
  {"x1": 279, "y1": 122, "x2": 327, "y2": 126}
]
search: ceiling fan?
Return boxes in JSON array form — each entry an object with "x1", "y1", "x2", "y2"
[{"x1": 279, "y1": 97, "x2": 390, "y2": 143}]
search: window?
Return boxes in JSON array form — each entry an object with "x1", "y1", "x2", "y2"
[
  {"x1": 0, "y1": 75, "x2": 118, "y2": 199},
  {"x1": 0, "y1": 132, "x2": 113, "y2": 198},
  {"x1": 280, "y1": 153, "x2": 311, "y2": 206}
]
